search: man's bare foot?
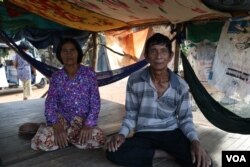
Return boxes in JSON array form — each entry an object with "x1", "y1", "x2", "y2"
[{"x1": 154, "y1": 150, "x2": 174, "y2": 160}]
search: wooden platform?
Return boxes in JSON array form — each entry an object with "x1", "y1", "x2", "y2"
[
  {"x1": 0, "y1": 98, "x2": 125, "y2": 167},
  {"x1": 1, "y1": 99, "x2": 250, "y2": 167}
]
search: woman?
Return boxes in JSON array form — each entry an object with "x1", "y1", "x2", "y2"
[
  {"x1": 31, "y1": 38, "x2": 105, "y2": 151},
  {"x1": 13, "y1": 44, "x2": 32, "y2": 100}
]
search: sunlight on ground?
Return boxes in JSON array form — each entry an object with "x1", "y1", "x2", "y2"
[{"x1": 0, "y1": 78, "x2": 128, "y2": 104}]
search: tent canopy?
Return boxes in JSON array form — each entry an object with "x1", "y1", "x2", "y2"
[
  {"x1": 1, "y1": 0, "x2": 249, "y2": 46},
  {"x1": 1, "y1": 0, "x2": 242, "y2": 33}
]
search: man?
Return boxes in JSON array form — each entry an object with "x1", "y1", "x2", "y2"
[
  {"x1": 13, "y1": 43, "x2": 32, "y2": 100},
  {"x1": 105, "y1": 33, "x2": 212, "y2": 167}
]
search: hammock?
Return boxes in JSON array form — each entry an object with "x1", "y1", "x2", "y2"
[
  {"x1": 181, "y1": 51, "x2": 250, "y2": 134},
  {"x1": 0, "y1": 29, "x2": 148, "y2": 86}
]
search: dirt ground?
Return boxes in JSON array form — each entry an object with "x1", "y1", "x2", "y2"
[{"x1": 0, "y1": 77, "x2": 128, "y2": 104}]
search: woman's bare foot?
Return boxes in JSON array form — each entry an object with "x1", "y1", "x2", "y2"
[{"x1": 19, "y1": 122, "x2": 44, "y2": 135}]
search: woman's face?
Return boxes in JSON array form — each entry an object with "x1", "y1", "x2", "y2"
[{"x1": 60, "y1": 42, "x2": 78, "y2": 65}]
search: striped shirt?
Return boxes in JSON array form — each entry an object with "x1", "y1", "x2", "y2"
[{"x1": 119, "y1": 67, "x2": 198, "y2": 141}]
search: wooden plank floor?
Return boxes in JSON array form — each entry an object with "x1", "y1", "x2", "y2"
[
  {"x1": 1, "y1": 99, "x2": 250, "y2": 167},
  {"x1": 0, "y1": 98, "x2": 125, "y2": 167}
]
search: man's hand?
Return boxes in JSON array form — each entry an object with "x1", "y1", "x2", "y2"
[
  {"x1": 78, "y1": 125, "x2": 93, "y2": 144},
  {"x1": 191, "y1": 140, "x2": 212, "y2": 167},
  {"x1": 105, "y1": 134, "x2": 125, "y2": 152},
  {"x1": 53, "y1": 122, "x2": 68, "y2": 149}
]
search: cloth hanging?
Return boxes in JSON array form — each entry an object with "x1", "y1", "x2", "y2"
[{"x1": 181, "y1": 51, "x2": 250, "y2": 134}]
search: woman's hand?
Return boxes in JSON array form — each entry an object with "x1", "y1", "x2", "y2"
[
  {"x1": 191, "y1": 140, "x2": 212, "y2": 167},
  {"x1": 105, "y1": 134, "x2": 125, "y2": 152},
  {"x1": 78, "y1": 125, "x2": 93, "y2": 144},
  {"x1": 53, "y1": 122, "x2": 68, "y2": 149}
]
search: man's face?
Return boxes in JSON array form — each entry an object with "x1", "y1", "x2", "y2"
[{"x1": 146, "y1": 43, "x2": 173, "y2": 71}]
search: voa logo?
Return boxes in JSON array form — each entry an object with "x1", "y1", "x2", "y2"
[{"x1": 226, "y1": 155, "x2": 246, "y2": 162}]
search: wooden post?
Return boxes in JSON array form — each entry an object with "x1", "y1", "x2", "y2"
[
  {"x1": 173, "y1": 23, "x2": 183, "y2": 74},
  {"x1": 173, "y1": 40, "x2": 180, "y2": 74},
  {"x1": 92, "y1": 32, "x2": 97, "y2": 69}
]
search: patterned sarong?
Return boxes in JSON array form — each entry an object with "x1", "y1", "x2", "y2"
[{"x1": 31, "y1": 116, "x2": 105, "y2": 151}]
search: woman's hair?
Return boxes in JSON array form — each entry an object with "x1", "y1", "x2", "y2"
[
  {"x1": 56, "y1": 38, "x2": 84, "y2": 64},
  {"x1": 144, "y1": 33, "x2": 173, "y2": 58}
]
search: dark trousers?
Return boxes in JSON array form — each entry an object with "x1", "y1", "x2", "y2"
[{"x1": 106, "y1": 129, "x2": 195, "y2": 167}]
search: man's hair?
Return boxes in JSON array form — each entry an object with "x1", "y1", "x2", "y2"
[
  {"x1": 144, "y1": 33, "x2": 172, "y2": 58},
  {"x1": 56, "y1": 38, "x2": 84, "y2": 64}
]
